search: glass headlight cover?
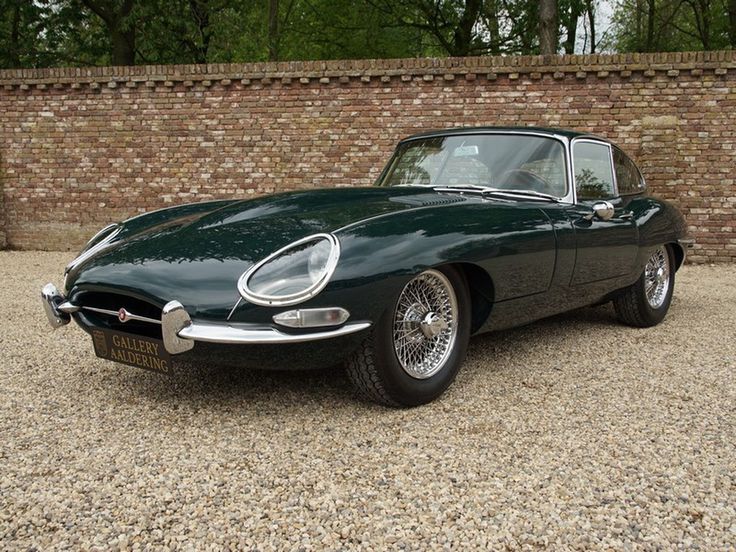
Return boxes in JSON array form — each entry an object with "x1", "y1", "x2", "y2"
[{"x1": 237, "y1": 233, "x2": 340, "y2": 306}]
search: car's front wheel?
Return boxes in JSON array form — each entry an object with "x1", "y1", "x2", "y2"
[
  {"x1": 614, "y1": 245, "x2": 675, "y2": 327},
  {"x1": 346, "y1": 266, "x2": 471, "y2": 407}
]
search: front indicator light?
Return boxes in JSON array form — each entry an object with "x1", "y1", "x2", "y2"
[{"x1": 273, "y1": 307, "x2": 350, "y2": 328}]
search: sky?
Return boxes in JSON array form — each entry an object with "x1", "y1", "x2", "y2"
[{"x1": 575, "y1": 0, "x2": 615, "y2": 53}]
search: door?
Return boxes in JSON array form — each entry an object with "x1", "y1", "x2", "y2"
[{"x1": 568, "y1": 140, "x2": 638, "y2": 286}]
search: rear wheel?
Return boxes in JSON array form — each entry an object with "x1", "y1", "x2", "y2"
[
  {"x1": 614, "y1": 245, "x2": 675, "y2": 327},
  {"x1": 346, "y1": 266, "x2": 471, "y2": 407}
]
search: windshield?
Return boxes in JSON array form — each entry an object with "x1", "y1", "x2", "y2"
[{"x1": 379, "y1": 134, "x2": 567, "y2": 197}]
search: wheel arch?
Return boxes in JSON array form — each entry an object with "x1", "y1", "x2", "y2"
[
  {"x1": 443, "y1": 262, "x2": 494, "y2": 334},
  {"x1": 668, "y1": 241, "x2": 685, "y2": 271}
]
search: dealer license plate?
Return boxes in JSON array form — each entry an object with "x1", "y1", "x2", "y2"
[{"x1": 91, "y1": 328, "x2": 172, "y2": 374}]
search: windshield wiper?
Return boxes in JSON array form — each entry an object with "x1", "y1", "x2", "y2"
[
  {"x1": 483, "y1": 189, "x2": 561, "y2": 203},
  {"x1": 433, "y1": 185, "x2": 560, "y2": 203},
  {"x1": 432, "y1": 185, "x2": 497, "y2": 194}
]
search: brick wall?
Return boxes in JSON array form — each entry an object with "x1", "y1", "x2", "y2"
[{"x1": 0, "y1": 51, "x2": 734, "y2": 261}]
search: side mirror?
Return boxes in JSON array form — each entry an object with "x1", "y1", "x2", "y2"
[{"x1": 590, "y1": 201, "x2": 614, "y2": 221}]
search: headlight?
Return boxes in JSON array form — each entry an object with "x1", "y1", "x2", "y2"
[{"x1": 237, "y1": 233, "x2": 340, "y2": 306}]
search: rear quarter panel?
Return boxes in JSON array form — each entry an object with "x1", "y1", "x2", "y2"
[{"x1": 627, "y1": 195, "x2": 688, "y2": 270}]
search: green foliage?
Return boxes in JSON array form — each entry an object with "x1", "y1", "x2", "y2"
[
  {"x1": 1, "y1": 0, "x2": 734, "y2": 69},
  {"x1": 274, "y1": 0, "x2": 432, "y2": 60},
  {"x1": 610, "y1": 0, "x2": 733, "y2": 52},
  {"x1": 576, "y1": 168, "x2": 608, "y2": 199},
  {"x1": 0, "y1": 0, "x2": 45, "y2": 67}
]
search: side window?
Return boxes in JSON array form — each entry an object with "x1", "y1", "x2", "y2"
[
  {"x1": 573, "y1": 141, "x2": 615, "y2": 200},
  {"x1": 613, "y1": 148, "x2": 646, "y2": 195}
]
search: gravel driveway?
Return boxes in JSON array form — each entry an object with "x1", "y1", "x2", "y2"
[{"x1": 1, "y1": 251, "x2": 735, "y2": 550}]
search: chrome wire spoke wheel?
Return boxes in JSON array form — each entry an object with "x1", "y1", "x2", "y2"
[
  {"x1": 392, "y1": 269, "x2": 459, "y2": 379},
  {"x1": 644, "y1": 246, "x2": 671, "y2": 309}
]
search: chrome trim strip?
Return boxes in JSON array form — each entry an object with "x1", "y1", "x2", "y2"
[
  {"x1": 177, "y1": 320, "x2": 371, "y2": 345},
  {"x1": 570, "y1": 137, "x2": 616, "y2": 202},
  {"x1": 58, "y1": 301, "x2": 80, "y2": 314},
  {"x1": 80, "y1": 306, "x2": 162, "y2": 325},
  {"x1": 226, "y1": 297, "x2": 242, "y2": 321}
]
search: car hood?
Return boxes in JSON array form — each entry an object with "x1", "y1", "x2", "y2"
[{"x1": 66, "y1": 187, "x2": 466, "y2": 316}]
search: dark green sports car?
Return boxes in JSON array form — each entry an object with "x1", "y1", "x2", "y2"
[{"x1": 42, "y1": 127, "x2": 690, "y2": 406}]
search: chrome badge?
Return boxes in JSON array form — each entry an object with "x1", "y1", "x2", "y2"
[{"x1": 118, "y1": 308, "x2": 130, "y2": 323}]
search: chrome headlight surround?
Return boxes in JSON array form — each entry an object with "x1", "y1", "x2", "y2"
[{"x1": 237, "y1": 233, "x2": 340, "y2": 307}]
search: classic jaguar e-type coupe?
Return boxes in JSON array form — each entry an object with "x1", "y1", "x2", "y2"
[{"x1": 43, "y1": 127, "x2": 689, "y2": 406}]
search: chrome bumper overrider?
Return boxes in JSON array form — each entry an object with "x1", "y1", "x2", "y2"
[
  {"x1": 41, "y1": 283, "x2": 71, "y2": 328},
  {"x1": 41, "y1": 283, "x2": 371, "y2": 355}
]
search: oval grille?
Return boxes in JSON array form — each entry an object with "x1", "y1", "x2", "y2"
[{"x1": 73, "y1": 291, "x2": 163, "y2": 339}]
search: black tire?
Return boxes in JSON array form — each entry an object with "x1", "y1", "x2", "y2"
[
  {"x1": 614, "y1": 245, "x2": 675, "y2": 328},
  {"x1": 346, "y1": 266, "x2": 471, "y2": 407}
]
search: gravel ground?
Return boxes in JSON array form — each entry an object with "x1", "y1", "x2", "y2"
[{"x1": 1, "y1": 251, "x2": 735, "y2": 551}]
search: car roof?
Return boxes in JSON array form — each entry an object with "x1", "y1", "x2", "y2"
[{"x1": 401, "y1": 126, "x2": 611, "y2": 143}]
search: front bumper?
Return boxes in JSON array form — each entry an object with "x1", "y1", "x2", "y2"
[{"x1": 41, "y1": 283, "x2": 371, "y2": 355}]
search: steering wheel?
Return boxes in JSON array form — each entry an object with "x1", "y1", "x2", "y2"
[{"x1": 496, "y1": 169, "x2": 556, "y2": 196}]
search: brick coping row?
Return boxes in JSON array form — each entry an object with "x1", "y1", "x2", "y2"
[{"x1": 1, "y1": 50, "x2": 734, "y2": 88}]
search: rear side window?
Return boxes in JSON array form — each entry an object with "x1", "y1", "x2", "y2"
[
  {"x1": 573, "y1": 141, "x2": 615, "y2": 200},
  {"x1": 613, "y1": 148, "x2": 646, "y2": 195}
]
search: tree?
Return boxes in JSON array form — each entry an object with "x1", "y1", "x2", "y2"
[
  {"x1": 560, "y1": 0, "x2": 585, "y2": 53},
  {"x1": 610, "y1": 0, "x2": 732, "y2": 52},
  {"x1": 187, "y1": 0, "x2": 216, "y2": 63},
  {"x1": 480, "y1": 0, "x2": 502, "y2": 54},
  {"x1": 584, "y1": 0, "x2": 595, "y2": 52},
  {"x1": 5, "y1": 0, "x2": 21, "y2": 67},
  {"x1": 157, "y1": 0, "x2": 231, "y2": 64},
  {"x1": 268, "y1": 0, "x2": 279, "y2": 60},
  {"x1": 2, "y1": 0, "x2": 733, "y2": 70},
  {"x1": 80, "y1": 0, "x2": 137, "y2": 65},
  {"x1": 451, "y1": 0, "x2": 483, "y2": 56},
  {"x1": 502, "y1": 0, "x2": 538, "y2": 53},
  {"x1": 0, "y1": 0, "x2": 45, "y2": 68},
  {"x1": 684, "y1": 0, "x2": 714, "y2": 49},
  {"x1": 645, "y1": 0, "x2": 655, "y2": 51},
  {"x1": 367, "y1": 0, "x2": 498, "y2": 56},
  {"x1": 277, "y1": 0, "x2": 430, "y2": 60},
  {"x1": 538, "y1": 0, "x2": 558, "y2": 54}
]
